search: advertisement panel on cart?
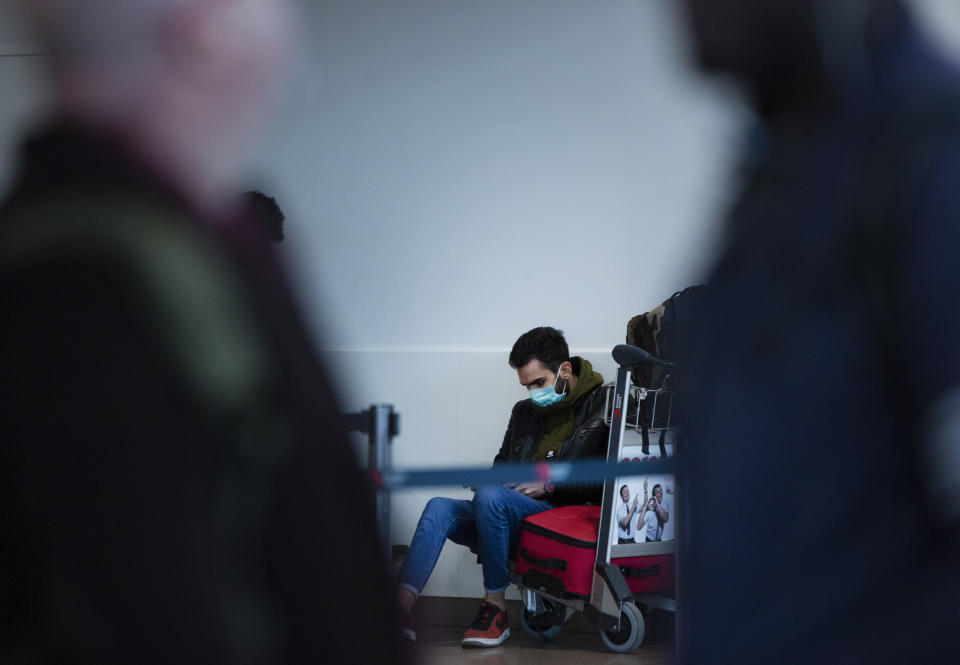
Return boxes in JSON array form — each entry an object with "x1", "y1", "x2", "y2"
[{"x1": 609, "y1": 429, "x2": 677, "y2": 551}]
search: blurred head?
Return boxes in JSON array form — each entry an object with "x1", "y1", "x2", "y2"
[
  {"x1": 682, "y1": 0, "x2": 814, "y2": 75},
  {"x1": 652, "y1": 484, "x2": 663, "y2": 502},
  {"x1": 620, "y1": 485, "x2": 630, "y2": 503},
  {"x1": 24, "y1": 0, "x2": 294, "y2": 206},
  {"x1": 681, "y1": 0, "x2": 822, "y2": 104},
  {"x1": 680, "y1": 0, "x2": 898, "y2": 114}
]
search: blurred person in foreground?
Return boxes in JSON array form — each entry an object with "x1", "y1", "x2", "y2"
[
  {"x1": 679, "y1": 0, "x2": 960, "y2": 663},
  {"x1": 0, "y1": 1, "x2": 406, "y2": 663}
]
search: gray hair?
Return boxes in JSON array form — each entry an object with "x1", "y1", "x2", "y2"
[{"x1": 23, "y1": 0, "x2": 184, "y2": 66}]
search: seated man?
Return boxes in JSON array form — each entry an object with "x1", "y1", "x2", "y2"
[{"x1": 397, "y1": 327, "x2": 609, "y2": 647}]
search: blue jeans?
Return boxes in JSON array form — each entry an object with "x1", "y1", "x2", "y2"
[{"x1": 397, "y1": 485, "x2": 554, "y2": 596}]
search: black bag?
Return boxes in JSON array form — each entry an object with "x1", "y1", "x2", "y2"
[
  {"x1": 626, "y1": 286, "x2": 708, "y2": 449},
  {"x1": 626, "y1": 285, "x2": 709, "y2": 390}
]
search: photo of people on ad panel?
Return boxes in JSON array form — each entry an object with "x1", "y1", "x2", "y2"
[{"x1": 613, "y1": 475, "x2": 675, "y2": 545}]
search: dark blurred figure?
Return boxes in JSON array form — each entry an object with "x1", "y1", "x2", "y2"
[
  {"x1": 245, "y1": 190, "x2": 286, "y2": 244},
  {"x1": 0, "y1": 1, "x2": 405, "y2": 663},
  {"x1": 680, "y1": 0, "x2": 960, "y2": 663}
]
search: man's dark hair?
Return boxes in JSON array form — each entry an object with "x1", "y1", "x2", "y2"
[
  {"x1": 245, "y1": 190, "x2": 285, "y2": 243},
  {"x1": 620, "y1": 484, "x2": 629, "y2": 498},
  {"x1": 509, "y1": 326, "x2": 569, "y2": 373}
]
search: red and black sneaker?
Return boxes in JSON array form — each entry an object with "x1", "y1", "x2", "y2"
[{"x1": 461, "y1": 601, "x2": 510, "y2": 648}]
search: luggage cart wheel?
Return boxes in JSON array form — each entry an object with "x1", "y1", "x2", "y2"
[
  {"x1": 519, "y1": 596, "x2": 565, "y2": 640},
  {"x1": 599, "y1": 601, "x2": 645, "y2": 653}
]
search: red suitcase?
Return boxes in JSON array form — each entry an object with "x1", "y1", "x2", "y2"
[{"x1": 516, "y1": 505, "x2": 674, "y2": 599}]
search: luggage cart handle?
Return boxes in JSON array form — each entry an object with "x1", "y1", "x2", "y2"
[{"x1": 612, "y1": 344, "x2": 673, "y2": 369}]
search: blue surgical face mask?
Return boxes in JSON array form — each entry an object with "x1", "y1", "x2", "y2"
[{"x1": 529, "y1": 367, "x2": 567, "y2": 407}]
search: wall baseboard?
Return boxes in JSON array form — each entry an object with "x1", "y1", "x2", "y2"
[{"x1": 0, "y1": 42, "x2": 44, "y2": 57}]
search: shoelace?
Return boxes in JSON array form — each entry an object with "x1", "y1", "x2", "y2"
[{"x1": 471, "y1": 603, "x2": 497, "y2": 629}]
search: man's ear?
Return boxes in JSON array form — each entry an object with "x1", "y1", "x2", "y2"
[{"x1": 558, "y1": 361, "x2": 572, "y2": 380}]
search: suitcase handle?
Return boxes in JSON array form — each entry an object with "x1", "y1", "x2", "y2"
[
  {"x1": 619, "y1": 563, "x2": 661, "y2": 578},
  {"x1": 520, "y1": 547, "x2": 568, "y2": 572}
]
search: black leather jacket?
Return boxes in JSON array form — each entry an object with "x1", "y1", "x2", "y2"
[{"x1": 493, "y1": 383, "x2": 609, "y2": 506}]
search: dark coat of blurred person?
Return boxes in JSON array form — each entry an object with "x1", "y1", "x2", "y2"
[
  {"x1": 679, "y1": 0, "x2": 960, "y2": 663},
  {"x1": 244, "y1": 190, "x2": 286, "y2": 244},
  {"x1": 0, "y1": 1, "x2": 406, "y2": 663}
]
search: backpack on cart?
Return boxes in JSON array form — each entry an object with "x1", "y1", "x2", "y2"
[
  {"x1": 626, "y1": 285, "x2": 707, "y2": 453},
  {"x1": 626, "y1": 285, "x2": 708, "y2": 391}
]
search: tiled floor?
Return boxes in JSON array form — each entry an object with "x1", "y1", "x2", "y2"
[{"x1": 410, "y1": 611, "x2": 674, "y2": 665}]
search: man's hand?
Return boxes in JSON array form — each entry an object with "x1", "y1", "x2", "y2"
[{"x1": 514, "y1": 481, "x2": 546, "y2": 498}]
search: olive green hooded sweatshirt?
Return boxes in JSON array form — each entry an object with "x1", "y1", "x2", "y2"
[{"x1": 530, "y1": 357, "x2": 603, "y2": 461}]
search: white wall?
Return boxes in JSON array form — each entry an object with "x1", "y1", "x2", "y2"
[
  {"x1": 342, "y1": 347, "x2": 620, "y2": 599},
  {"x1": 267, "y1": 1, "x2": 743, "y2": 353},
  {"x1": 264, "y1": 0, "x2": 746, "y2": 600},
  {"x1": 0, "y1": 2, "x2": 48, "y2": 192},
  {"x1": 4, "y1": 0, "x2": 957, "y2": 599}
]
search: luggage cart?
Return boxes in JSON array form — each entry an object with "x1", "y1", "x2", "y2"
[{"x1": 510, "y1": 344, "x2": 679, "y2": 653}]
